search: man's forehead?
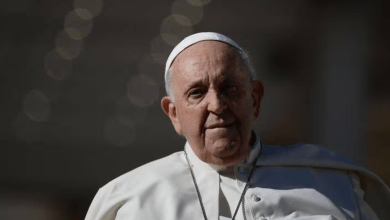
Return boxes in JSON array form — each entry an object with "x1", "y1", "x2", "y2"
[{"x1": 170, "y1": 42, "x2": 246, "y2": 88}]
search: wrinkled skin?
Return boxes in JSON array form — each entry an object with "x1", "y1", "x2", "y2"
[{"x1": 161, "y1": 41, "x2": 264, "y2": 166}]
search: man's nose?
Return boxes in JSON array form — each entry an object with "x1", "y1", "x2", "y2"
[{"x1": 206, "y1": 90, "x2": 227, "y2": 114}]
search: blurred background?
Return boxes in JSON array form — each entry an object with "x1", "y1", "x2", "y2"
[{"x1": 1, "y1": 0, "x2": 389, "y2": 219}]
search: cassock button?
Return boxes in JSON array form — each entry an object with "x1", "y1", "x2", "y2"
[{"x1": 252, "y1": 195, "x2": 261, "y2": 202}]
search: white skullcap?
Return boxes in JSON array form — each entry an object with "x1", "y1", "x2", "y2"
[{"x1": 164, "y1": 32, "x2": 246, "y2": 83}]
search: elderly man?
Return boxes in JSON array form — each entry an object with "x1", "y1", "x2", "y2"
[{"x1": 85, "y1": 33, "x2": 390, "y2": 220}]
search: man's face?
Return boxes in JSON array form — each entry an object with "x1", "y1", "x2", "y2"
[{"x1": 162, "y1": 41, "x2": 263, "y2": 166}]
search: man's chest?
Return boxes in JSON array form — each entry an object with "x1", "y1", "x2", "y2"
[{"x1": 116, "y1": 166, "x2": 357, "y2": 220}]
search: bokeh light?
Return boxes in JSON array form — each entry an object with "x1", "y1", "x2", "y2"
[
  {"x1": 160, "y1": 14, "x2": 193, "y2": 46},
  {"x1": 64, "y1": 9, "x2": 93, "y2": 41},
  {"x1": 115, "y1": 96, "x2": 149, "y2": 127},
  {"x1": 138, "y1": 54, "x2": 165, "y2": 83},
  {"x1": 74, "y1": 7, "x2": 93, "y2": 20},
  {"x1": 54, "y1": 30, "x2": 83, "y2": 60},
  {"x1": 150, "y1": 35, "x2": 174, "y2": 65},
  {"x1": 172, "y1": 0, "x2": 204, "y2": 25},
  {"x1": 13, "y1": 113, "x2": 42, "y2": 143},
  {"x1": 104, "y1": 117, "x2": 136, "y2": 147},
  {"x1": 0, "y1": 194, "x2": 62, "y2": 220},
  {"x1": 186, "y1": 0, "x2": 211, "y2": 7},
  {"x1": 126, "y1": 74, "x2": 160, "y2": 107},
  {"x1": 44, "y1": 50, "x2": 73, "y2": 80},
  {"x1": 23, "y1": 90, "x2": 51, "y2": 122},
  {"x1": 74, "y1": 0, "x2": 104, "y2": 18}
]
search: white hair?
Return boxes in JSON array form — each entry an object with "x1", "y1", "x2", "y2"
[{"x1": 165, "y1": 50, "x2": 256, "y2": 102}]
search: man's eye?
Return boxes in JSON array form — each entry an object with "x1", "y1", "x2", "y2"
[
  {"x1": 222, "y1": 84, "x2": 238, "y2": 92},
  {"x1": 189, "y1": 89, "x2": 204, "y2": 97}
]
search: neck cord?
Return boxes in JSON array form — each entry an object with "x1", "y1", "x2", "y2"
[
  {"x1": 184, "y1": 151, "x2": 208, "y2": 220},
  {"x1": 184, "y1": 144, "x2": 261, "y2": 220}
]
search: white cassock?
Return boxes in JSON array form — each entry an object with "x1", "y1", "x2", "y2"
[{"x1": 85, "y1": 132, "x2": 390, "y2": 220}]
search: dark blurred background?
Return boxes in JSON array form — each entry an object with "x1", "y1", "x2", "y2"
[{"x1": 1, "y1": 0, "x2": 389, "y2": 219}]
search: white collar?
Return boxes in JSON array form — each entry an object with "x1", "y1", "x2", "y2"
[{"x1": 184, "y1": 131, "x2": 261, "y2": 172}]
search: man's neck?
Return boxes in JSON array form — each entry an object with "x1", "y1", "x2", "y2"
[{"x1": 185, "y1": 131, "x2": 261, "y2": 173}]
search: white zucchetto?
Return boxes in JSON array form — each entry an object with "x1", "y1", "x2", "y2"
[{"x1": 164, "y1": 32, "x2": 247, "y2": 83}]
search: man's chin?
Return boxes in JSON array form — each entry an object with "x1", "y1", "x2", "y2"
[
  {"x1": 207, "y1": 140, "x2": 240, "y2": 157},
  {"x1": 207, "y1": 147, "x2": 250, "y2": 166},
  {"x1": 207, "y1": 153, "x2": 247, "y2": 167}
]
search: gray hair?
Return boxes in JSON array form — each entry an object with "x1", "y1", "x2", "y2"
[{"x1": 165, "y1": 50, "x2": 256, "y2": 102}]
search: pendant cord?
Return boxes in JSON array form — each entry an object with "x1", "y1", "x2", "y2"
[
  {"x1": 184, "y1": 141, "x2": 262, "y2": 220},
  {"x1": 184, "y1": 151, "x2": 209, "y2": 220}
]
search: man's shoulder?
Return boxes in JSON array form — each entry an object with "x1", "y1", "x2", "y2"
[
  {"x1": 85, "y1": 151, "x2": 194, "y2": 220},
  {"x1": 100, "y1": 151, "x2": 188, "y2": 193},
  {"x1": 260, "y1": 143, "x2": 390, "y2": 219},
  {"x1": 259, "y1": 143, "x2": 364, "y2": 170},
  {"x1": 258, "y1": 143, "x2": 389, "y2": 190}
]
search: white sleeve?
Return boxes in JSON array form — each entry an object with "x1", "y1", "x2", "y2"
[{"x1": 85, "y1": 183, "x2": 125, "y2": 220}]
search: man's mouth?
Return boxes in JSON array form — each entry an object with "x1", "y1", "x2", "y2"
[{"x1": 206, "y1": 122, "x2": 235, "y2": 129}]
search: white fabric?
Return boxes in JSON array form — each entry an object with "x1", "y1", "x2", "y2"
[
  {"x1": 164, "y1": 32, "x2": 247, "y2": 83},
  {"x1": 84, "y1": 138, "x2": 389, "y2": 220},
  {"x1": 219, "y1": 172, "x2": 241, "y2": 220},
  {"x1": 184, "y1": 132, "x2": 262, "y2": 219}
]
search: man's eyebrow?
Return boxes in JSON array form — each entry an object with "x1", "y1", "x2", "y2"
[
  {"x1": 183, "y1": 76, "x2": 238, "y2": 94},
  {"x1": 184, "y1": 80, "x2": 205, "y2": 93},
  {"x1": 219, "y1": 76, "x2": 236, "y2": 84}
]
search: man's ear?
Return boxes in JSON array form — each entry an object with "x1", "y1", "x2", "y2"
[
  {"x1": 161, "y1": 96, "x2": 183, "y2": 134},
  {"x1": 251, "y1": 80, "x2": 264, "y2": 120}
]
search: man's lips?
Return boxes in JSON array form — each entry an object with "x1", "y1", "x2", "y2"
[{"x1": 205, "y1": 122, "x2": 235, "y2": 129}]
